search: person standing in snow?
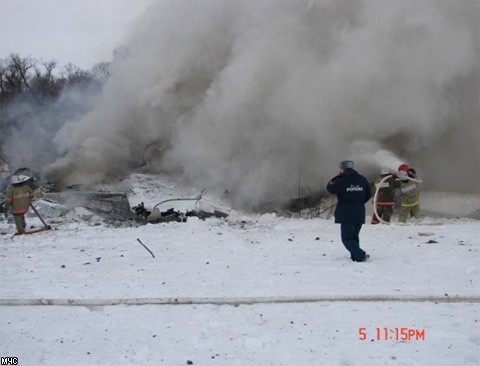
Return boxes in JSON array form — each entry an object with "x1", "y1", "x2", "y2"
[
  {"x1": 4, "y1": 174, "x2": 35, "y2": 234},
  {"x1": 371, "y1": 168, "x2": 400, "y2": 224},
  {"x1": 326, "y1": 160, "x2": 372, "y2": 262},
  {"x1": 397, "y1": 164, "x2": 421, "y2": 223}
]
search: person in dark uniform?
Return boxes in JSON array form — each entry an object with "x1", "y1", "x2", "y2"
[{"x1": 326, "y1": 160, "x2": 372, "y2": 262}]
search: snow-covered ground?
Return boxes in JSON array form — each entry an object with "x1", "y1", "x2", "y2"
[{"x1": 1, "y1": 174, "x2": 479, "y2": 365}]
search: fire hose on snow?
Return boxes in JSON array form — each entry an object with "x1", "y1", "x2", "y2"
[{"x1": 152, "y1": 189, "x2": 206, "y2": 211}]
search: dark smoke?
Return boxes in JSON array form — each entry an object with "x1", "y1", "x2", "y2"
[{"x1": 39, "y1": 0, "x2": 478, "y2": 208}]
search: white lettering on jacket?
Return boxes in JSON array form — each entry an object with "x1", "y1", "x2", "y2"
[
  {"x1": 346, "y1": 185, "x2": 363, "y2": 192},
  {"x1": 375, "y1": 182, "x2": 389, "y2": 189}
]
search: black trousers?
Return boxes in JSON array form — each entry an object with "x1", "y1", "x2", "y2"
[
  {"x1": 372, "y1": 204, "x2": 394, "y2": 223},
  {"x1": 340, "y1": 223, "x2": 366, "y2": 261}
]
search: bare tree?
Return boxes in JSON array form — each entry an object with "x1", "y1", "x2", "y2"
[
  {"x1": 61, "y1": 62, "x2": 94, "y2": 85},
  {"x1": 8, "y1": 53, "x2": 35, "y2": 95},
  {"x1": 0, "y1": 53, "x2": 107, "y2": 163},
  {"x1": 34, "y1": 60, "x2": 67, "y2": 99},
  {"x1": 91, "y1": 61, "x2": 111, "y2": 83},
  {"x1": 112, "y1": 45, "x2": 129, "y2": 61},
  {"x1": 0, "y1": 59, "x2": 6, "y2": 97},
  {"x1": 0, "y1": 54, "x2": 61, "y2": 103}
]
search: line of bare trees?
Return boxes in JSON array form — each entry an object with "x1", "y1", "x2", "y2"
[
  {"x1": 0, "y1": 53, "x2": 114, "y2": 162},
  {"x1": 0, "y1": 53, "x2": 110, "y2": 105}
]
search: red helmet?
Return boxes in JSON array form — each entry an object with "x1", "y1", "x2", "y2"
[{"x1": 398, "y1": 163, "x2": 410, "y2": 172}]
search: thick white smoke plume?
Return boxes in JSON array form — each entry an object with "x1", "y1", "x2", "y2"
[
  {"x1": 43, "y1": 0, "x2": 479, "y2": 209},
  {"x1": 3, "y1": 83, "x2": 102, "y2": 172}
]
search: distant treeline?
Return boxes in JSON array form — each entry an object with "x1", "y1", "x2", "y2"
[
  {"x1": 0, "y1": 52, "x2": 118, "y2": 166},
  {"x1": 0, "y1": 53, "x2": 110, "y2": 105}
]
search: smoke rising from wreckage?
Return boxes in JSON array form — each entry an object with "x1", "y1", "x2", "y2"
[{"x1": 1, "y1": 1, "x2": 479, "y2": 210}]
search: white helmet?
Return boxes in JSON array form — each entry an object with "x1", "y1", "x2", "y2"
[
  {"x1": 10, "y1": 174, "x2": 31, "y2": 184},
  {"x1": 380, "y1": 167, "x2": 390, "y2": 175}
]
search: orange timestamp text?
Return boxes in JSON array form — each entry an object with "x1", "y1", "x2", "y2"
[{"x1": 358, "y1": 327, "x2": 425, "y2": 341}]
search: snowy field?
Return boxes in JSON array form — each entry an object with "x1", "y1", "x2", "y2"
[{"x1": 1, "y1": 174, "x2": 479, "y2": 365}]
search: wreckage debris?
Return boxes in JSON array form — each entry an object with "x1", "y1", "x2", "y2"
[
  {"x1": 186, "y1": 209, "x2": 228, "y2": 220},
  {"x1": 132, "y1": 205, "x2": 229, "y2": 224},
  {"x1": 256, "y1": 193, "x2": 330, "y2": 218},
  {"x1": 137, "y1": 238, "x2": 155, "y2": 258},
  {"x1": 132, "y1": 189, "x2": 228, "y2": 224},
  {"x1": 133, "y1": 202, "x2": 151, "y2": 219},
  {"x1": 44, "y1": 191, "x2": 134, "y2": 221},
  {"x1": 149, "y1": 208, "x2": 187, "y2": 223},
  {"x1": 1, "y1": 167, "x2": 229, "y2": 225}
]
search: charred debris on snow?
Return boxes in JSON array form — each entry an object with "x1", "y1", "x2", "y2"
[
  {"x1": 0, "y1": 167, "x2": 232, "y2": 225},
  {"x1": 1, "y1": 166, "x2": 335, "y2": 227}
]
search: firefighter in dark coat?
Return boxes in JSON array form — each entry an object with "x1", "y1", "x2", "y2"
[
  {"x1": 326, "y1": 160, "x2": 372, "y2": 262},
  {"x1": 371, "y1": 167, "x2": 401, "y2": 224}
]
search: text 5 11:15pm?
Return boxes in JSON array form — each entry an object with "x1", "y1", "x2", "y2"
[{"x1": 359, "y1": 327, "x2": 426, "y2": 341}]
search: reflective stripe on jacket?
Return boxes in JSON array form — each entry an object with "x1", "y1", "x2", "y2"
[
  {"x1": 401, "y1": 201, "x2": 419, "y2": 207},
  {"x1": 6, "y1": 185, "x2": 34, "y2": 214}
]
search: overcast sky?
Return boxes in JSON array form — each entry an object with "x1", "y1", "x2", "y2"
[{"x1": 0, "y1": 0, "x2": 155, "y2": 69}]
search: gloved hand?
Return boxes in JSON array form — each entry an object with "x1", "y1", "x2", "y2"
[{"x1": 408, "y1": 168, "x2": 417, "y2": 178}]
